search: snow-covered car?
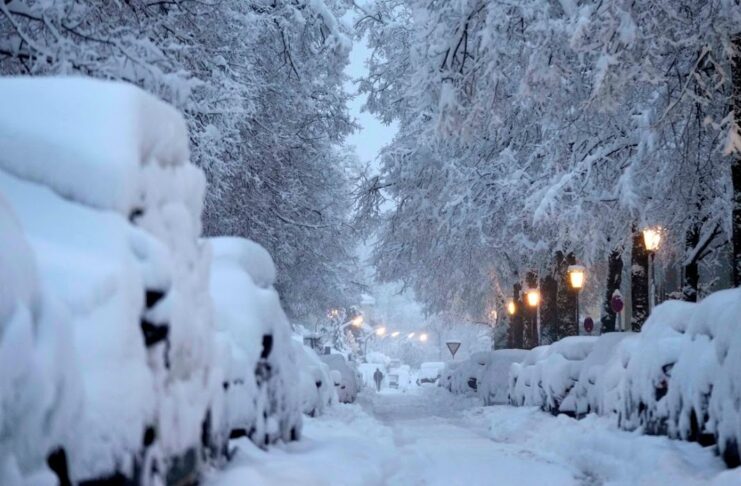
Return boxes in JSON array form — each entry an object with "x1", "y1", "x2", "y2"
[
  {"x1": 208, "y1": 237, "x2": 302, "y2": 448},
  {"x1": 0, "y1": 77, "x2": 219, "y2": 485},
  {"x1": 443, "y1": 352, "x2": 493, "y2": 395},
  {"x1": 417, "y1": 362, "x2": 446, "y2": 385},
  {"x1": 509, "y1": 337, "x2": 597, "y2": 414},
  {"x1": 320, "y1": 354, "x2": 359, "y2": 403},
  {"x1": 479, "y1": 350, "x2": 528, "y2": 405},
  {"x1": 292, "y1": 338, "x2": 336, "y2": 417}
]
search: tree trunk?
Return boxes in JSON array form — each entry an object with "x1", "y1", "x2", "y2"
[
  {"x1": 631, "y1": 230, "x2": 649, "y2": 331},
  {"x1": 733, "y1": 35, "x2": 741, "y2": 287},
  {"x1": 555, "y1": 252, "x2": 578, "y2": 337},
  {"x1": 523, "y1": 271, "x2": 539, "y2": 349},
  {"x1": 540, "y1": 274, "x2": 558, "y2": 344},
  {"x1": 509, "y1": 282, "x2": 524, "y2": 348},
  {"x1": 683, "y1": 225, "x2": 700, "y2": 302},
  {"x1": 601, "y1": 248, "x2": 623, "y2": 333}
]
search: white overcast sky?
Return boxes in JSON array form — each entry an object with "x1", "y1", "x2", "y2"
[{"x1": 344, "y1": 36, "x2": 397, "y2": 169}]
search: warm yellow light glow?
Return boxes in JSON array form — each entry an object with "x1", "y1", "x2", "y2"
[
  {"x1": 490, "y1": 309, "x2": 498, "y2": 321},
  {"x1": 375, "y1": 326, "x2": 386, "y2": 336},
  {"x1": 408, "y1": 332, "x2": 415, "y2": 339},
  {"x1": 568, "y1": 265, "x2": 586, "y2": 290},
  {"x1": 526, "y1": 289, "x2": 540, "y2": 307},
  {"x1": 351, "y1": 315, "x2": 364, "y2": 327},
  {"x1": 642, "y1": 227, "x2": 662, "y2": 252},
  {"x1": 391, "y1": 331, "x2": 400, "y2": 338},
  {"x1": 419, "y1": 333, "x2": 428, "y2": 342},
  {"x1": 507, "y1": 300, "x2": 516, "y2": 315}
]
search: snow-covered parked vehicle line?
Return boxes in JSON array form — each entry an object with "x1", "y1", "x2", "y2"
[
  {"x1": 207, "y1": 237, "x2": 303, "y2": 449},
  {"x1": 441, "y1": 350, "x2": 528, "y2": 405},
  {"x1": 292, "y1": 339, "x2": 336, "y2": 417},
  {"x1": 502, "y1": 289, "x2": 741, "y2": 468},
  {"x1": 0, "y1": 77, "x2": 307, "y2": 484}
]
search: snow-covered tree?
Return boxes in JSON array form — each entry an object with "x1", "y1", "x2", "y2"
[
  {"x1": 0, "y1": 0, "x2": 363, "y2": 318},
  {"x1": 354, "y1": 0, "x2": 741, "y2": 329}
]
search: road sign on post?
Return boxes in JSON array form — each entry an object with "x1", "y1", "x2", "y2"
[
  {"x1": 446, "y1": 341, "x2": 461, "y2": 359},
  {"x1": 583, "y1": 316, "x2": 594, "y2": 334}
]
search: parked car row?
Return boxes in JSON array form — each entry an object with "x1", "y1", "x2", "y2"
[
  {"x1": 0, "y1": 78, "x2": 310, "y2": 485},
  {"x1": 442, "y1": 289, "x2": 741, "y2": 468}
]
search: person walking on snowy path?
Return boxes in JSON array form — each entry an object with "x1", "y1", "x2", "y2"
[{"x1": 373, "y1": 368, "x2": 384, "y2": 392}]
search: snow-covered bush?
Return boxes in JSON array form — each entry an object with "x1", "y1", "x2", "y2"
[
  {"x1": 479, "y1": 350, "x2": 528, "y2": 405},
  {"x1": 0, "y1": 77, "x2": 217, "y2": 484},
  {"x1": 320, "y1": 354, "x2": 359, "y2": 403},
  {"x1": 208, "y1": 237, "x2": 302, "y2": 447},
  {"x1": 292, "y1": 339, "x2": 336, "y2": 417}
]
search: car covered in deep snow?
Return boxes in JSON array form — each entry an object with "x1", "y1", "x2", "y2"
[
  {"x1": 0, "y1": 77, "x2": 219, "y2": 485},
  {"x1": 320, "y1": 354, "x2": 359, "y2": 403},
  {"x1": 207, "y1": 237, "x2": 303, "y2": 449}
]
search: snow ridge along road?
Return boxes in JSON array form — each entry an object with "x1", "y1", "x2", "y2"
[{"x1": 208, "y1": 386, "x2": 729, "y2": 486}]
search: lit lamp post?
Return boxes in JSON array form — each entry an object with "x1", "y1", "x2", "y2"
[
  {"x1": 507, "y1": 300, "x2": 516, "y2": 316},
  {"x1": 642, "y1": 227, "x2": 661, "y2": 313},
  {"x1": 525, "y1": 288, "x2": 541, "y2": 345},
  {"x1": 568, "y1": 264, "x2": 586, "y2": 332}
]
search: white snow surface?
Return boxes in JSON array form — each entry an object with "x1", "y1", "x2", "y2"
[
  {"x1": 206, "y1": 386, "x2": 730, "y2": 485},
  {"x1": 0, "y1": 76, "x2": 192, "y2": 214}
]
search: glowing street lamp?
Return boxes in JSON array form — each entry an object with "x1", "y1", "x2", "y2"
[
  {"x1": 525, "y1": 289, "x2": 540, "y2": 307},
  {"x1": 351, "y1": 315, "x2": 364, "y2": 327},
  {"x1": 642, "y1": 227, "x2": 662, "y2": 312},
  {"x1": 391, "y1": 331, "x2": 400, "y2": 338},
  {"x1": 375, "y1": 326, "x2": 386, "y2": 337},
  {"x1": 507, "y1": 300, "x2": 516, "y2": 316},
  {"x1": 419, "y1": 333, "x2": 428, "y2": 343},
  {"x1": 568, "y1": 264, "x2": 586, "y2": 333},
  {"x1": 407, "y1": 332, "x2": 415, "y2": 339},
  {"x1": 568, "y1": 265, "x2": 586, "y2": 290}
]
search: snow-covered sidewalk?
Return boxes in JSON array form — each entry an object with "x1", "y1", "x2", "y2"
[{"x1": 206, "y1": 386, "x2": 736, "y2": 485}]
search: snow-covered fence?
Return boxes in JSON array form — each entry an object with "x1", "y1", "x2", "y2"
[
  {"x1": 504, "y1": 289, "x2": 741, "y2": 467},
  {"x1": 0, "y1": 77, "x2": 306, "y2": 484}
]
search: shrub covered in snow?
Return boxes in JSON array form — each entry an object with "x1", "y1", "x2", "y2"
[
  {"x1": 208, "y1": 237, "x2": 302, "y2": 448},
  {"x1": 320, "y1": 354, "x2": 359, "y2": 403}
]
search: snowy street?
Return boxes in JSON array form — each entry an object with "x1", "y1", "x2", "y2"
[{"x1": 208, "y1": 386, "x2": 727, "y2": 486}]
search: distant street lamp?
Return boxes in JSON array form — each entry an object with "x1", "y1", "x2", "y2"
[
  {"x1": 391, "y1": 331, "x2": 400, "y2": 338},
  {"x1": 419, "y1": 333, "x2": 428, "y2": 343},
  {"x1": 375, "y1": 326, "x2": 386, "y2": 337},
  {"x1": 642, "y1": 227, "x2": 662, "y2": 312},
  {"x1": 507, "y1": 300, "x2": 516, "y2": 316},
  {"x1": 525, "y1": 288, "x2": 541, "y2": 344},
  {"x1": 407, "y1": 332, "x2": 415, "y2": 339},
  {"x1": 568, "y1": 264, "x2": 586, "y2": 332}
]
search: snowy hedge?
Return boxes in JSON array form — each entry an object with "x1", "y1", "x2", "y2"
[
  {"x1": 0, "y1": 77, "x2": 306, "y2": 484},
  {"x1": 503, "y1": 289, "x2": 741, "y2": 467}
]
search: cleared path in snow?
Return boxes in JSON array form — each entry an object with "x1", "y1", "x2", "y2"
[{"x1": 207, "y1": 386, "x2": 729, "y2": 486}]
